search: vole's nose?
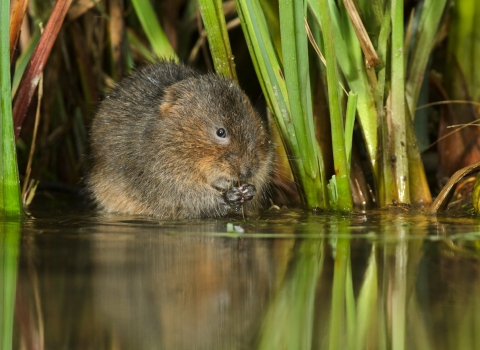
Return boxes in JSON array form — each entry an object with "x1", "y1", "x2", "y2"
[
  {"x1": 226, "y1": 152, "x2": 256, "y2": 180},
  {"x1": 239, "y1": 165, "x2": 253, "y2": 180}
]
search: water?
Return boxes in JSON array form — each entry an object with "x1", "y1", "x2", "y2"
[{"x1": 2, "y1": 192, "x2": 480, "y2": 350}]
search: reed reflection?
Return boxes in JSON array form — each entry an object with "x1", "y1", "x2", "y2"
[{"x1": 14, "y1": 213, "x2": 480, "y2": 350}]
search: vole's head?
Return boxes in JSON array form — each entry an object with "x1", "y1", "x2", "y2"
[{"x1": 156, "y1": 74, "x2": 274, "y2": 191}]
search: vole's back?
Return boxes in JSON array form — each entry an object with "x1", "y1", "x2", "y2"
[{"x1": 89, "y1": 61, "x2": 274, "y2": 219}]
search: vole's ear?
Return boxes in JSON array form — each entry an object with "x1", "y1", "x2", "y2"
[{"x1": 159, "y1": 84, "x2": 180, "y2": 117}]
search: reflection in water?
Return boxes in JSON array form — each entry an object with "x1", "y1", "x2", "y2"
[
  {"x1": 1, "y1": 221, "x2": 21, "y2": 350},
  {"x1": 11, "y1": 207, "x2": 480, "y2": 350},
  {"x1": 92, "y1": 225, "x2": 277, "y2": 350}
]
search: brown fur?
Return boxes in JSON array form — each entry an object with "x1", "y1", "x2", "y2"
[{"x1": 88, "y1": 61, "x2": 274, "y2": 219}]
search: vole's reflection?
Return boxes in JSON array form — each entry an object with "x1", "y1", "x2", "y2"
[
  {"x1": 93, "y1": 224, "x2": 277, "y2": 350},
  {"x1": 18, "y1": 196, "x2": 293, "y2": 350}
]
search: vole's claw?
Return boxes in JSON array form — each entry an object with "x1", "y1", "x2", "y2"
[
  {"x1": 238, "y1": 183, "x2": 256, "y2": 201},
  {"x1": 224, "y1": 188, "x2": 243, "y2": 204},
  {"x1": 224, "y1": 183, "x2": 256, "y2": 206}
]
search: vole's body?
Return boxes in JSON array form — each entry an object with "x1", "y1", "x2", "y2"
[{"x1": 88, "y1": 61, "x2": 274, "y2": 219}]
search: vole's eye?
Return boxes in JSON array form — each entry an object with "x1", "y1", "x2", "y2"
[
  {"x1": 214, "y1": 127, "x2": 229, "y2": 145},
  {"x1": 216, "y1": 128, "x2": 227, "y2": 138}
]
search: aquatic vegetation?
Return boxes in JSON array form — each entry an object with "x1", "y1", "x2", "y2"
[
  {"x1": 0, "y1": 0, "x2": 22, "y2": 218},
  {"x1": 2, "y1": 0, "x2": 480, "y2": 214}
]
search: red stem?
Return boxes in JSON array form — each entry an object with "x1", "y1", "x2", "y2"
[{"x1": 12, "y1": 0, "x2": 72, "y2": 139}]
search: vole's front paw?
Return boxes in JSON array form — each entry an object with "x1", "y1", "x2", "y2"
[{"x1": 224, "y1": 184, "x2": 257, "y2": 208}]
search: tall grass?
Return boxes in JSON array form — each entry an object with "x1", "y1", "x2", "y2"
[
  {"x1": 234, "y1": 0, "x2": 446, "y2": 210},
  {"x1": 447, "y1": 0, "x2": 480, "y2": 104},
  {"x1": 197, "y1": 0, "x2": 237, "y2": 80},
  {"x1": 1, "y1": 0, "x2": 22, "y2": 218},
  {"x1": 236, "y1": 0, "x2": 328, "y2": 209},
  {"x1": 315, "y1": 0, "x2": 353, "y2": 211},
  {"x1": 5, "y1": 0, "x2": 473, "y2": 214},
  {"x1": 130, "y1": 0, "x2": 177, "y2": 60}
]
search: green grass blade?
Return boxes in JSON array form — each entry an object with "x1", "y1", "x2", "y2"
[
  {"x1": 234, "y1": 0, "x2": 290, "y2": 152},
  {"x1": 328, "y1": 175, "x2": 338, "y2": 209},
  {"x1": 12, "y1": 29, "x2": 41, "y2": 97},
  {"x1": 130, "y1": 0, "x2": 177, "y2": 60},
  {"x1": 375, "y1": 3, "x2": 394, "y2": 207},
  {"x1": 447, "y1": 0, "x2": 480, "y2": 102},
  {"x1": 259, "y1": 0, "x2": 282, "y2": 61},
  {"x1": 197, "y1": 0, "x2": 237, "y2": 80},
  {"x1": 345, "y1": 92, "x2": 357, "y2": 169},
  {"x1": 235, "y1": 0, "x2": 289, "y2": 138},
  {"x1": 0, "y1": 0, "x2": 22, "y2": 218},
  {"x1": 126, "y1": 29, "x2": 156, "y2": 63},
  {"x1": 389, "y1": 0, "x2": 409, "y2": 204},
  {"x1": 280, "y1": 0, "x2": 326, "y2": 209},
  {"x1": 309, "y1": 0, "x2": 379, "y2": 178},
  {"x1": 359, "y1": 0, "x2": 384, "y2": 39},
  {"x1": 316, "y1": 0, "x2": 353, "y2": 211},
  {"x1": 235, "y1": 0, "x2": 328, "y2": 208},
  {"x1": 406, "y1": 107, "x2": 432, "y2": 205},
  {"x1": 405, "y1": 0, "x2": 448, "y2": 117}
]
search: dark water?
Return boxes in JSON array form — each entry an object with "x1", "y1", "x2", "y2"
[{"x1": 2, "y1": 192, "x2": 480, "y2": 350}]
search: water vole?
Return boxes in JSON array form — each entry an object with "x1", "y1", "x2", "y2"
[{"x1": 88, "y1": 61, "x2": 274, "y2": 219}]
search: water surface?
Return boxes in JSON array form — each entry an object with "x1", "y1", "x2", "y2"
[{"x1": 3, "y1": 192, "x2": 480, "y2": 349}]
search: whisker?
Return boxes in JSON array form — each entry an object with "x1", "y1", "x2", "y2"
[
  {"x1": 272, "y1": 166, "x2": 295, "y2": 177},
  {"x1": 269, "y1": 180, "x2": 292, "y2": 206},
  {"x1": 273, "y1": 154, "x2": 303, "y2": 161},
  {"x1": 273, "y1": 170, "x2": 302, "y2": 188}
]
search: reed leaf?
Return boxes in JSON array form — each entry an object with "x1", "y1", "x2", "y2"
[
  {"x1": 345, "y1": 92, "x2": 357, "y2": 169},
  {"x1": 375, "y1": 3, "x2": 394, "y2": 206},
  {"x1": 358, "y1": 0, "x2": 384, "y2": 39},
  {"x1": 12, "y1": 29, "x2": 41, "y2": 97},
  {"x1": 280, "y1": 0, "x2": 326, "y2": 209},
  {"x1": 309, "y1": 0, "x2": 379, "y2": 179},
  {"x1": 235, "y1": 0, "x2": 328, "y2": 208},
  {"x1": 447, "y1": 0, "x2": 480, "y2": 103},
  {"x1": 406, "y1": 107, "x2": 432, "y2": 205},
  {"x1": 259, "y1": 0, "x2": 282, "y2": 61},
  {"x1": 130, "y1": 0, "x2": 177, "y2": 60},
  {"x1": 127, "y1": 29, "x2": 156, "y2": 63},
  {"x1": 389, "y1": 0, "x2": 409, "y2": 204},
  {"x1": 197, "y1": 0, "x2": 237, "y2": 80},
  {"x1": 1, "y1": 0, "x2": 22, "y2": 218},
  {"x1": 316, "y1": 0, "x2": 353, "y2": 211},
  {"x1": 341, "y1": 0, "x2": 380, "y2": 68},
  {"x1": 405, "y1": 0, "x2": 448, "y2": 117}
]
